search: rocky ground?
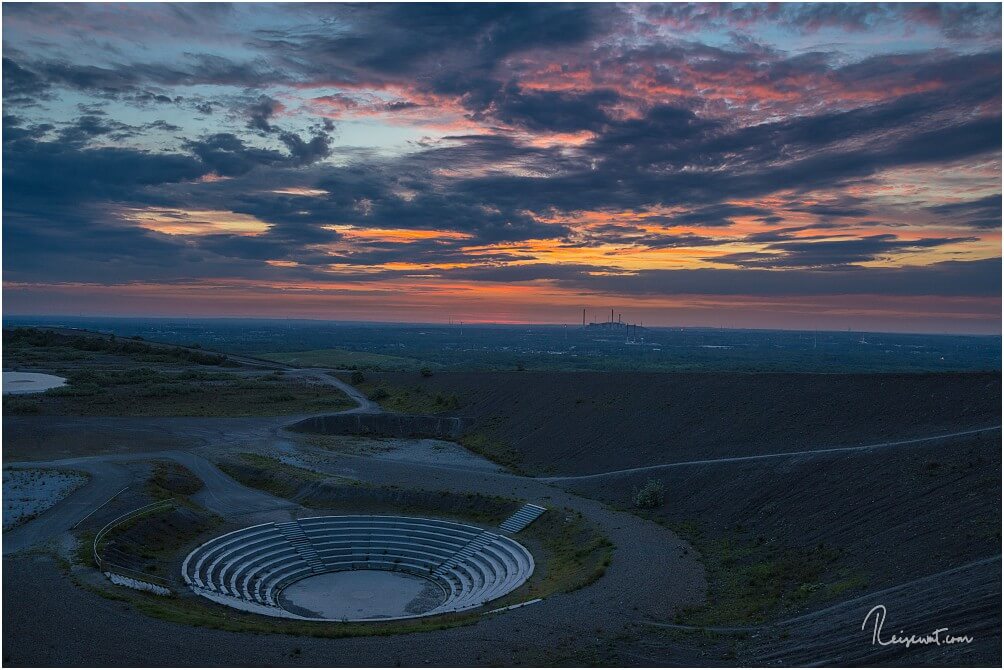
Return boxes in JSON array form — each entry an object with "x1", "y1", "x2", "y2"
[{"x1": 2, "y1": 469, "x2": 88, "y2": 530}]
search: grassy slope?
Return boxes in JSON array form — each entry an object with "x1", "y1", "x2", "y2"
[
  {"x1": 352, "y1": 377, "x2": 461, "y2": 414},
  {"x1": 260, "y1": 349, "x2": 433, "y2": 371},
  {"x1": 3, "y1": 329, "x2": 353, "y2": 417},
  {"x1": 568, "y1": 433, "x2": 1000, "y2": 627}
]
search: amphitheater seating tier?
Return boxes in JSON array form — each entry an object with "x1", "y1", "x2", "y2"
[{"x1": 181, "y1": 515, "x2": 534, "y2": 620}]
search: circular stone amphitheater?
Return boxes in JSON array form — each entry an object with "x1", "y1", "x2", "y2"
[{"x1": 182, "y1": 515, "x2": 534, "y2": 621}]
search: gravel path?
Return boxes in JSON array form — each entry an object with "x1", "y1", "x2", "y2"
[{"x1": 541, "y1": 424, "x2": 1003, "y2": 482}]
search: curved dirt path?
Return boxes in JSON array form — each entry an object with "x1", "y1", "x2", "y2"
[
  {"x1": 278, "y1": 367, "x2": 381, "y2": 414},
  {"x1": 3, "y1": 450, "x2": 296, "y2": 554},
  {"x1": 3, "y1": 460, "x2": 132, "y2": 555}
]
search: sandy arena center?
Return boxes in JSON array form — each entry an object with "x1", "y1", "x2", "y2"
[{"x1": 182, "y1": 515, "x2": 535, "y2": 621}]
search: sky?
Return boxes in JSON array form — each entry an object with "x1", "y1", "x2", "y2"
[{"x1": 2, "y1": 2, "x2": 1001, "y2": 334}]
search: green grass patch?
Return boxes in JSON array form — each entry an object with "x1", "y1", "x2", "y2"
[
  {"x1": 23, "y1": 370, "x2": 353, "y2": 417},
  {"x1": 260, "y1": 349, "x2": 434, "y2": 372},
  {"x1": 217, "y1": 452, "x2": 327, "y2": 499},
  {"x1": 459, "y1": 422, "x2": 522, "y2": 472},
  {"x1": 95, "y1": 503, "x2": 222, "y2": 581},
  {"x1": 354, "y1": 380, "x2": 461, "y2": 414},
  {"x1": 668, "y1": 521, "x2": 868, "y2": 626},
  {"x1": 148, "y1": 462, "x2": 204, "y2": 498},
  {"x1": 3, "y1": 396, "x2": 41, "y2": 414},
  {"x1": 518, "y1": 509, "x2": 613, "y2": 599},
  {"x1": 4, "y1": 327, "x2": 231, "y2": 366},
  {"x1": 1, "y1": 328, "x2": 349, "y2": 417}
]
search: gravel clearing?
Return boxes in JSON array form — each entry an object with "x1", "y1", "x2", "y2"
[
  {"x1": 2, "y1": 469, "x2": 88, "y2": 530},
  {"x1": 2, "y1": 371, "x2": 67, "y2": 395}
]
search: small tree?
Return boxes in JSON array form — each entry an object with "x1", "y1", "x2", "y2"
[
  {"x1": 633, "y1": 478, "x2": 665, "y2": 509},
  {"x1": 420, "y1": 367, "x2": 433, "y2": 378},
  {"x1": 350, "y1": 370, "x2": 366, "y2": 384}
]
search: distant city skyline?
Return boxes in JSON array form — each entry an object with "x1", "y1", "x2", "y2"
[{"x1": 3, "y1": 3, "x2": 1001, "y2": 334}]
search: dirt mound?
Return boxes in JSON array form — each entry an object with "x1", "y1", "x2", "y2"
[{"x1": 365, "y1": 371, "x2": 1001, "y2": 475}]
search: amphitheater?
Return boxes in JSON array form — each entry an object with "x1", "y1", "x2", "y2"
[{"x1": 181, "y1": 512, "x2": 541, "y2": 621}]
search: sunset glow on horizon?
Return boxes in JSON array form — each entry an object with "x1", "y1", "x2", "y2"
[{"x1": 3, "y1": 3, "x2": 1001, "y2": 333}]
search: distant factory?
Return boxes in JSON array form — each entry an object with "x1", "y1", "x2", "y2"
[{"x1": 582, "y1": 309, "x2": 647, "y2": 341}]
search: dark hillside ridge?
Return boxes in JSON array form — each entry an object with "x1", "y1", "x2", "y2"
[
  {"x1": 363, "y1": 371, "x2": 1001, "y2": 475},
  {"x1": 567, "y1": 432, "x2": 1001, "y2": 591}
]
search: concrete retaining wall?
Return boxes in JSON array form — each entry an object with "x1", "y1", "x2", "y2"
[{"x1": 288, "y1": 413, "x2": 471, "y2": 439}]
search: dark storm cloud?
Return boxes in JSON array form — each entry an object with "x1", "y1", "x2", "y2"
[
  {"x1": 926, "y1": 195, "x2": 1002, "y2": 230},
  {"x1": 453, "y1": 96, "x2": 999, "y2": 216},
  {"x1": 275, "y1": 130, "x2": 331, "y2": 166},
  {"x1": 246, "y1": 96, "x2": 283, "y2": 133},
  {"x1": 440, "y1": 263, "x2": 609, "y2": 282},
  {"x1": 712, "y1": 234, "x2": 977, "y2": 269},
  {"x1": 250, "y1": 3, "x2": 616, "y2": 130},
  {"x1": 2, "y1": 56, "x2": 49, "y2": 99},
  {"x1": 743, "y1": 224, "x2": 841, "y2": 243},
  {"x1": 474, "y1": 85, "x2": 620, "y2": 133},
  {"x1": 665, "y1": 204, "x2": 772, "y2": 227},
  {"x1": 786, "y1": 202, "x2": 870, "y2": 218},
  {"x1": 56, "y1": 115, "x2": 138, "y2": 145},
  {"x1": 184, "y1": 133, "x2": 287, "y2": 177},
  {"x1": 306, "y1": 3, "x2": 604, "y2": 77},
  {"x1": 3, "y1": 120, "x2": 205, "y2": 203},
  {"x1": 556, "y1": 258, "x2": 1002, "y2": 298},
  {"x1": 641, "y1": 3, "x2": 1001, "y2": 39},
  {"x1": 1, "y1": 53, "x2": 288, "y2": 105},
  {"x1": 574, "y1": 223, "x2": 731, "y2": 249},
  {"x1": 183, "y1": 129, "x2": 331, "y2": 177}
]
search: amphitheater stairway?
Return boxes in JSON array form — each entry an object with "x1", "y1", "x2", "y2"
[
  {"x1": 432, "y1": 531, "x2": 497, "y2": 578},
  {"x1": 499, "y1": 503, "x2": 547, "y2": 533},
  {"x1": 275, "y1": 520, "x2": 326, "y2": 573}
]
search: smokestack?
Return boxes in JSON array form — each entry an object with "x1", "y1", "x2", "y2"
[
  {"x1": 582, "y1": 308, "x2": 586, "y2": 327},
  {"x1": 618, "y1": 313, "x2": 622, "y2": 323},
  {"x1": 611, "y1": 309, "x2": 614, "y2": 324}
]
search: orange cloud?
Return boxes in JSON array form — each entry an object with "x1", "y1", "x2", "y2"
[{"x1": 120, "y1": 208, "x2": 271, "y2": 236}]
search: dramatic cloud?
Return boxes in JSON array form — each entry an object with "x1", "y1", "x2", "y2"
[{"x1": 2, "y1": 3, "x2": 1000, "y2": 332}]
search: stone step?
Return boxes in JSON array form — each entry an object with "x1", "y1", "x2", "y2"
[{"x1": 498, "y1": 503, "x2": 546, "y2": 533}]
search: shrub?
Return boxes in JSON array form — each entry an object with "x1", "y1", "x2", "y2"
[
  {"x1": 368, "y1": 387, "x2": 390, "y2": 401},
  {"x1": 419, "y1": 367, "x2": 433, "y2": 378},
  {"x1": 633, "y1": 478, "x2": 665, "y2": 509},
  {"x1": 350, "y1": 371, "x2": 366, "y2": 384},
  {"x1": 4, "y1": 397, "x2": 40, "y2": 414}
]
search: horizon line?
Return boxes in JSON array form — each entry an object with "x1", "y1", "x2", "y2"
[{"x1": 3, "y1": 313, "x2": 1001, "y2": 339}]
